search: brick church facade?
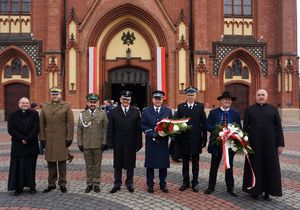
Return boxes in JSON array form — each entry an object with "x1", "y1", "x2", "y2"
[{"x1": 0, "y1": 0, "x2": 298, "y2": 121}]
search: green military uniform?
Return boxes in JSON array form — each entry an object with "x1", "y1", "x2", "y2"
[
  {"x1": 39, "y1": 87, "x2": 74, "y2": 191},
  {"x1": 77, "y1": 94, "x2": 108, "y2": 189}
]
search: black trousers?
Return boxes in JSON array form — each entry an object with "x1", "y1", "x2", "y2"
[
  {"x1": 113, "y1": 168, "x2": 134, "y2": 188},
  {"x1": 182, "y1": 154, "x2": 199, "y2": 186},
  {"x1": 146, "y1": 168, "x2": 167, "y2": 188},
  {"x1": 208, "y1": 152, "x2": 234, "y2": 191}
]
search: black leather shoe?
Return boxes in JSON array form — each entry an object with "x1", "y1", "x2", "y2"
[
  {"x1": 85, "y1": 185, "x2": 93, "y2": 193},
  {"x1": 204, "y1": 188, "x2": 214, "y2": 195},
  {"x1": 192, "y1": 185, "x2": 199, "y2": 192},
  {"x1": 109, "y1": 186, "x2": 120, "y2": 194},
  {"x1": 43, "y1": 186, "x2": 56, "y2": 193},
  {"x1": 60, "y1": 186, "x2": 67, "y2": 193},
  {"x1": 29, "y1": 187, "x2": 37, "y2": 194},
  {"x1": 264, "y1": 194, "x2": 272, "y2": 201},
  {"x1": 147, "y1": 187, "x2": 154, "y2": 193},
  {"x1": 127, "y1": 186, "x2": 134, "y2": 193},
  {"x1": 160, "y1": 186, "x2": 169, "y2": 193},
  {"x1": 179, "y1": 184, "x2": 190, "y2": 191},
  {"x1": 94, "y1": 185, "x2": 100, "y2": 193},
  {"x1": 227, "y1": 190, "x2": 238, "y2": 197},
  {"x1": 13, "y1": 189, "x2": 23, "y2": 196}
]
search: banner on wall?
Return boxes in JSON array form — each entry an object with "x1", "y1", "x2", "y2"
[
  {"x1": 157, "y1": 47, "x2": 166, "y2": 99},
  {"x1": 88, "y1": 47, "x2": 97, "y2": 93}
]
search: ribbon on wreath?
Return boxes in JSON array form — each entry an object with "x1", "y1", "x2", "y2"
[{"x1": 219, "y1": 127, "x2": 256, "y2": 189}]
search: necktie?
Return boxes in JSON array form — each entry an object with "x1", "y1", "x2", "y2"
[
  {"x1": 124, "y1": 108, "x2": 127, "y2": 116},
  {"x1": 91, "y1": 110, "x2": 94, "y2": 117},
  {"x1": 189, "y1": 105, "x2": 193, "y2": 110},
  {"x1": 156, "y1": 107, "x2": 159, "y2": 114}
]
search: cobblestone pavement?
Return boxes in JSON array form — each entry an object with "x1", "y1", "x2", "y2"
[{"x1": 0, "y1": 124, "x2": 300, "y2": 210}]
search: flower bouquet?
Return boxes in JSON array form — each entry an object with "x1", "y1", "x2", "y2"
[
  {"x1": 213, "y1": 123, "x2": 255, "y2": 189},
  {"x1": 155, "y1": 118, "x2": 192, "y2": 137}
]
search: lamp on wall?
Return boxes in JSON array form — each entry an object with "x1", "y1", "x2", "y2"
[
  {"x1": 126, "y1": 48, "x2": 131, "y2": 60},
  {"x1": 180, "y1": 82, "x2": 185, "y2": 90}
]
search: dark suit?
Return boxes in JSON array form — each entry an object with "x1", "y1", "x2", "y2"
[
  {"x1": 141, "y1": 106, "x2": 172, "y2": 188},
  {"x1": 107, "y1": 105, "x2": 142, "y2": 188},
  {"x1": 176, "y1": 102, "x2": 207, "y2": 187},
  {"x1": 206, "y1": 108, "x2": 241, "y2": 191}
]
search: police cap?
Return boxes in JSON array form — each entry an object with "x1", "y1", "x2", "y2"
[
  {"x1": 49, "y1": 87, "x2": 62, "y2": 95},
  {"x1": 185, "y1": 86, "x2": 197, "y2": 95},
  {"x1": 119, "y1": 90, "x2": 132, "y2": 100},
  {"x1": 152, "y1": 90, "x2": 165, "y2": 99}
]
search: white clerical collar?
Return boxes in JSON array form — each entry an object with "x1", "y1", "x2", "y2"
[
  {"x1": 187, "y1": 102, "x2": 194, "y2": 107},
  {"x1": 220, "y1": 107, "x2": 230, "y2": 111}
]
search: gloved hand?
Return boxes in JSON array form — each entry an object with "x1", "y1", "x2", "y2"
[
  {"x1": 101, "y1": 144, "x2": 108, "y2": 151},
  {"x1": 152, "y1": 132, "x2": 160, "y2": 143},
  {"x1": 78, "y1": 145, "x2": 84, "y2": 152},
  {"x1": 65, "y1": 140, "x2": 72, "y2": 147},
  {"x1": 40, "y1": 140, "x2": 46, "y2": 148}
]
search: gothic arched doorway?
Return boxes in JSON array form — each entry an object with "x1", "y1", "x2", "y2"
[
  {"x1": 225, "y1": 83, "x2": 249, "y2": 119},
  {"x1": 4, "y1": 83, "x2": 30, "y2": 120},
  {"x1": 107, "y1": 67, "x2": 149, "y2": 110}
]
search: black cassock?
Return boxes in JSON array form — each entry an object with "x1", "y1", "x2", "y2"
[
  {"x1": 7, "y1": 109, "x2": 39, "y2": 191},
  {"x1": 107, "y1": 106, "x2": 142, "y2": 170},
  {"x1": 242, "y1": 103, "x2": 284, "y2": 196}
]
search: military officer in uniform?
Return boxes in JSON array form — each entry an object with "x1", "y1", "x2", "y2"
[
  {"x1": 77, "y1": 93, "x2": 108, "y2": 193},
  {"x1": 107, "y1": 90, "x2": 142, "y2": 194},
  {"x1": 176, "y1": 87, "x2": 207, "y2": 192},
  {"x1": 141, "y1": 90, "x2": 173, "y2": 193},
  {"x1": 39, "y1": 87, "x2": 74, "y2": 193}
]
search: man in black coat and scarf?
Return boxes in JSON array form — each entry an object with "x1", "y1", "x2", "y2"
[
  {"x1": 107, "y1": 90, "x2": 142, "y2": 193},
  {"x1": 7, "y1": 97, "x2": 39, "y2": 196},
  {"x1": 243, "y1": 89, "x2": 284, "y2": 201}
]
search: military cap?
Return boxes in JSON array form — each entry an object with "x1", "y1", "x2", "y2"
[
  {"x1": 217, "y1": 91, "x2": 236, "y2": 101},
  {"x1": 49, "y1": 87, "x2": 62, "y2": 95},
  {"x1": 30, "y1": 102, "x2": 37, "y2": 109},
  {"x1": 119, "y1": 90, "x2": 132, "y2": 100},
  {"x1": 86, "y1": 93, "x2": 99, "y2": 102},
  {"x1": 185, "y1": 86, "x2": 198, "y2": 95},
  {"x1": 152, "y1": 90, "x2": 165, "y2": 99}
]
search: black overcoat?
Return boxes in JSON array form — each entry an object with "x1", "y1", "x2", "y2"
[
  {"x1": 175, "y1": 102, "x2": 207, "y2": 155},
  {"x1": 242, "y1": 103, "x2": 284, "y2": 196},
  {"x1": 141, "y1": 106, "x2": 172, "y2": 168},
  {"x1": 8, "y1": 109, "x2": 39, "y2": 157},
  {"x1": 107, "y1": 105, "x2": 142, "y2": 170}
]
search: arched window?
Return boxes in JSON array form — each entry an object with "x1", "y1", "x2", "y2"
[
  {"x1": 22, "y1": 65, "x2": 29, "y2": 78},
  {"x1": 12, "y1": 58, "x2": 21, "y2": 75},
  {"x1": 232, "y1": 59, "x2": 242, "y2": 76},
  {"x1": 241, "y1": 67, "x2": 249, "y2": 79},
  {"x1": 4, "y1": 65, "x2": 12, "y2": 78},
  {"x1": 224, "y1": 0, "x2": 252, "y2": 17},
  {"x1": 225, "y1": 67, "x2": 232, "y2": 79}
]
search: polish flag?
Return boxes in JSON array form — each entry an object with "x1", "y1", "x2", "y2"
[
  {"x1": 88, "y1": 47, "x2": 97, "y2": 93},
  {"x1": 157, "y1": 47, "x2": 166, "y2": 99}
]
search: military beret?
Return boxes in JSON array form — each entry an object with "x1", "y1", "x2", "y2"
[
  {"x1": 152, "y1": 90, "x2": 165, "y2": 99},
  {"x1": 49, "y1": 87, "x2": 62, "y2": 95},
  {"x1": 185, "y1": 86, "x2": 197, "y2": 95},
  {"x1": 86, "y1": 93, "x2": 99, "y2": 102},
  {"x1": 119, "y1": 90, "x2": 132, "y2": 100}
]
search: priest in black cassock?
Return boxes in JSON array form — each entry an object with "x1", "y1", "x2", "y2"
[
  {"x1": 242, "y1": 89, "x2": 284, "y2": 201},
  {"x1": 7, "y1": 97, "x2": 39, "y2": 196}
]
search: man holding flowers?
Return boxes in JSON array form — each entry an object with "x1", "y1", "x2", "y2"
[
  {"x1": 204, "y1": 91, "x2": 241, "y2": 197},
  {"x1": 175, "y1": 87, "x2": 207, "y2": 192},
  {"x1": 141, "y1": 90, "x2": 172, "y2": 193}
]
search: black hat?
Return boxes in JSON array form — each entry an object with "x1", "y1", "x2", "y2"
[
  {"x1": 217, "y1": 91, "x2": 236, "y2": 101},
  {"x1": 86, "y1": 93, "x2": 99, "y2": 102},
  {"x1": 152, "y1": 90, "x2": 165, "y2": 99},
  {"x1": 119, "y1": 90, "x2": 132, "y2": 100},
  {"x1": 185, "y1": 86, "x2": 197, "y2": 95}
]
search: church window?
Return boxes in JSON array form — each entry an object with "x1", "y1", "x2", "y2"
[
  {"x1": 0, "y1": 0, "x2": 31, "y2": 14},
  {"x1": 225, "y1": 67, "x2": 232, "y2": 79},
  {"x1": 232, "y1": 59, "x2": 242, "y2": 76},
  {"x1": 11, "y1": 58, "x2": 21, "y2": 75},
  {"x1": 4, "y1": 65, "x2": 12, "y2": 78},
  {"x1": 241, "y1": 67, "x2": 249, "y2": 79},
  {"x1": 224, "y1": 0, "x2": 252, "y2": 17},
  {"x1": 22, "y1": 65, "x2": 29, "y2": 78}
]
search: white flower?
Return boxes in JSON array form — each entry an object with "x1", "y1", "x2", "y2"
[
  {"x1": 173, "y1": 125, "x2": 179, "y2": 132},
  {"x1": 232, "y1": 146, "x2": 238, "y2": 152},
  {"x1": 238, "y1": 132, "x2": 244, "y2": 138},
  {"x1": 244, "y1": 136, "x2": 248, "y2": 141},
  {"x1": 181, "y1": 122, "x2": 187, "y2": 128},
  {"x1": 228, "y1": 124, "x2": 234, "y2": 130},
  {"x1": 219, "y1": 131, "x2": 224, "y2": 137}
]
